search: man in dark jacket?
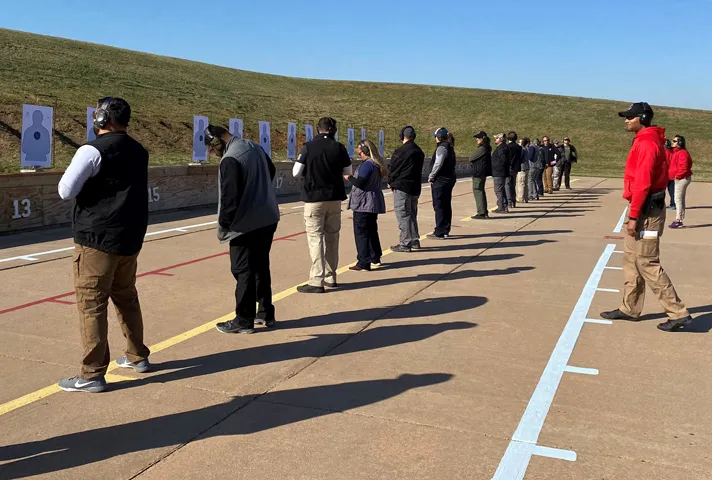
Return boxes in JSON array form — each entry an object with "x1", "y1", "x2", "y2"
[
  {"x1": 427, "y1": 127, "x2": 457, "y2": 239},
  {"x1": 506, "y1": 131, "x2": 522, "y2": 208},
  {"x1": 561, "y1": 137, "x2": 578, "y2": 189},
  {"x1": 491, "y1": 133, "x2": 511, "y2": 214},
  {"x1": 56, "y1": 97, "x2": 150, "y2": 393},
  {"x1": 469, "y1": 131, "x2": 492, "y2": 219},
  {"x1": 204, "y1": 125, "x2": 280, "y2": 334},
  {"x1": 389, "y1": 126, "x2": 425, "y2": 252},
  {"x1": 526, "y1": 138, "x2": 542, "y2": 200},
  {"x1": 541, "y1": 136, "x2": 558, "y2": 193}
]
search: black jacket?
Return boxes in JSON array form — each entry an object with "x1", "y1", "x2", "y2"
[
  {"x1": 73, "y1": 132, "x2": 149, "y2": 256},
  {"x1": 469, "y1": 143, "x2": 492, "y2": 178},
  {"x1": 388, "y1": 140, "x2": 425, "y2": 196},
  {"x1": 507, "y1": 142, "x2": 523, "y2": 175},
  {"x1": 491, "y1": 143, "x2": 511, "y2": 178},
  {"x1": 429, "y1": 141, "x2": 457, "y2": 180},
  {"x1": 540, "y1": 144, "x2": 558, "y2": 167},
  {"x1": 297, "y1": 134, "x2": 352, "y2": 202}
]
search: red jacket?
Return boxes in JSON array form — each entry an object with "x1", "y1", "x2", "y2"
[
  {"x1": 666, "y1": 149, "x2": 675, "y2": 181},
  {"x1": 623, "y1": 126, "x2": 669, "y2": 219},
  {"x1": 671, "y1": 148, "x2": 693, "y2": 180}
]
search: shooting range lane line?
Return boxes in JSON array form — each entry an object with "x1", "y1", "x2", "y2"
[
  {"x1": 614, "y1": 206, "x2": 628, "y2": 233},
  {"x1": 0, "y1": 177, "x2": 610, "y2": 419}
]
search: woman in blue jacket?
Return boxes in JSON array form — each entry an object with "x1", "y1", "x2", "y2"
[{"x1": 345, "y1": 140, "x2": 387, "y2": 271}]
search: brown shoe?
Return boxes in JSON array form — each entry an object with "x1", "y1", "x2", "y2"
[
  {"x1": 600, "y1": 309, "x2": 639, "y2": 321},
  {"x1": 657, "y1": 316, "x2": 692, "y2": 332}
]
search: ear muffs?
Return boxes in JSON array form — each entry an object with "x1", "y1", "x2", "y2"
[
  {"x1": 357, "y1": 140, "x2": 370, "y2": 156},
  {"x1": 675, "y1": 136, "x2": 686, "y2": 149},
  {"x1": 639, "y1": 102, "x2": 653, "y2": 127},
  {"x1": 327, "y1": 117, "x2": 337, "y2": 136},
  {"x1": 399, "y1": 125, "x2": 415, "y2": 141},
  {"x1": 94, "y1": 97, "x2": 113, "y2": 130}
]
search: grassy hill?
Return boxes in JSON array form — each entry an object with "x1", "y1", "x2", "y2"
[{"x1": 2, "y1": 28, "x2": 711, "y2": 178}]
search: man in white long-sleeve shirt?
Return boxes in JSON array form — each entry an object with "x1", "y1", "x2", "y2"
[{"x1": 292, "y1": 117, "x2": 352, "y2": 293}]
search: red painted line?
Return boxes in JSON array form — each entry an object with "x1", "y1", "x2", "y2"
[
  {"x1": 0, "y1": 230, "x2": 307, "y2": 317},
  {"x1": 48, "y1": 299, "x2": 75, "y2": 305},
  {"x1": 148, "y1": 272, "x2": 175, "y2": 277}
]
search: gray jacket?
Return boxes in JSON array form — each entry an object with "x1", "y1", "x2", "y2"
[{"x1": 217, "y1": 137, "x2": 280, "y2": 243}]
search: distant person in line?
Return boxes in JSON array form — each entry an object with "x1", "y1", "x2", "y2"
[
  {"x1": 506, "y1": 131, "x2": 522, "y2": 208},
  {"x1": 551, "y1": 139, "x2": 566, "y2": 191},
  {"x1": 427, "y1": 128, "x2": 457, "y2": 239},
  {"x1": 532, "y1": 138, "x2": 545, "y2": 198},
  {"x1": 516, "y1": 137, "x2": 529, "y2": 203},
  {"x1": 664, "y1": 139, "x2": 676, "y2": 210},
  {"x1": 22, "y1": 109, "x2": 51, "y2": 166},
  {"x1": 388, "y1": 126, "x2": 425, "y2": 252},
  {"x1": 469, "y1": 131, "x2": 492, "y2": 219},
  {"x1": 601, "y1": 102, "x2": 692, "y2": 332},
  {"x1": 56, "y1": 97, "x2": 150, "y2": 393},
  {"x1": 560, "y1": 137, "x2": 578, "y2": 189},
  {"x1": 540, "y1": 136, "x2": 557, "y2": 194},
  {"x1": 525, "y1": 137, "x2": 541, "y2": 200},
  {"x1": 204, "y1": 125, "x2": 280, "y2": 334},
  {"x1": 345, "y1": 140, "x2": 387, "y2": 270},
  {"x1": 491, "y1": 133, "x2": 511, "y2": 214},
  {"x1": 669, "y1": 135, "x2": 693, "y2": 229},
  {"x1": 293, "y1": 117, "x2": 352, "y2": 293}
]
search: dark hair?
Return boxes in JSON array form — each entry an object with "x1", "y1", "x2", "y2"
[
  {"x1": 205, "y1": 125, "x2": 228, "y2": 146},
  {"x1": 507, "y1": 131, "x2": 518, "y2": 142},
  {"x1": 99, "y1": 97, "x2": 131, "y2": 127},
  {"x1": 317, "y1": 117, "x2": 337, "y2": 134},
  {"x1": 446, "y1": 132, "x2": 455, "y2": 148},
  {"x1": 521, "y1": 137, "x2": 530, "y2": 147},
  {"x1": 674, "y1": 135, "x2": 686, "y2": 149},
  {"x1": 664, "y1": 139, "x2": 672, "y2": 149}
]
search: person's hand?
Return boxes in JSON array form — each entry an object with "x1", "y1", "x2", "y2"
[
  {"x1": 428, "y1": 178, "x2": 434, "y2": 184},
  {"x1": 343, "y1": 175, "x2": 350, "y2": 181},
  {"x1": 626, "y1": 219, "x2": 638, "y2": 237}
]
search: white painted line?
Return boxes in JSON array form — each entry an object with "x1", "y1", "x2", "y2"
[
  {"x1": 493, "y1": 244, "x2": 616, "y2": 480},
  {"x1": 584, "y1": 318, "x2": 613, "y2": 325},
  {"x1": 613, "y1": 206, "x2": 628, "y2": 233},
  {"x1": 1, "y1": 221, "x2": 218, "y2": 263},
  {"x1": 596, "y1": 288, "x2": 620, "y2": 293},
  {"x1": 604, "y1": 266, "x2": 623, "y2": 270},
  {"x1": 531, "y1": 445, "x2": 577, "y2": 462},
  {"x1": 564, "y1": 366, "x2": 599, "y2": 376},
  {"x1": 291, "y1": 206, "x2": 304, "y2": 209},
  {"x1": 613, "y1": 250, "x2": 624, "y2": 254}
]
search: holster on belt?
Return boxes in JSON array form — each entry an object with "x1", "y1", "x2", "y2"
[{"x1": 642, "y1": 190, "x2": 666, "y2": 215}]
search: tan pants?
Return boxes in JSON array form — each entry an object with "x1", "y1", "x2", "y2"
[
  {"x1": 544, "y1": 167, "x2": 554, "y2": 193},
  {"x1": 675, "y1": 176, "x2": 691, "y2": 222},
  {"x1": 515, "y1": 171, "x2": 528, "y2": 203},
  {"x1": 620, "y1": 207, "x2": 689, "y2": 320},
  {"x1": 304, "y1": 201, "x2": 342, "y2": 287},
  {"x1": 73, "y1": 245, "x2": 150, "y2": 380}
]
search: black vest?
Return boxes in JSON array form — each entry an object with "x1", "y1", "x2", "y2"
[
  {"x1": 73, "y1": 132, "x2": 149, "y2": 256},
  {"x1": 300, "y1": 134, "x2": 349, "y2": 202},
  {"x1": 430, "y1": 141, "x2": 457, "y2": 179}
]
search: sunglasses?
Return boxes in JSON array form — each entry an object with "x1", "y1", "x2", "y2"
[
  {"x1": 672, "y1": 140, "x2": 679, "y2": 143},
  {"x1": 625, "y1": 116, "x2": 637, "y2": 121}
]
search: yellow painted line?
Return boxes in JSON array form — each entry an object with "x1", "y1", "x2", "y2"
[{"x1": 0, "y1": 234, "x2": 430, "y2": 417}]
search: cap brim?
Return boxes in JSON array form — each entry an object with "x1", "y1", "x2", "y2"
[{"x1": 618, "y1": 111, "x2": 634, "y2": 118}]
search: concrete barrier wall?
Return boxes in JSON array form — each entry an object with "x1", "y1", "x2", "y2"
[{"x1": 0, "y1": 159, "x2": 473, "y2": 234}]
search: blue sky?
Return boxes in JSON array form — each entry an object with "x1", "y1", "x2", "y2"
[{"x1": 3, "y1": 0, "x2": 708, "y2": 110}]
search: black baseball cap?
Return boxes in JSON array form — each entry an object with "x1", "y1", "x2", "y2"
[
  {"x1": 618, "y1": 102, "x2": 654, "y2": 118},
  {"x1": 473, "y1": 131, "x2": 488, "y2": 139}
]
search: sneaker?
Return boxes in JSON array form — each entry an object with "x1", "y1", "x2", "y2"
[
  {"x1": 667, "y1": 205, "x2": 676, "y2": 210},
  {"x1": 471, "y1": 214, "x2": 488, "y2": 220},
  {"x1": 371, "y1": 261, "x2": 384, "y2": 269},
  {"x1": 493, "y1": 208, "x2": 508, "y2": 214},
  {"x1": 411, "y1": 241, "x2": 421, "y2": 250},
  {"x1": 669, "y1": 221, "x2": 683, "y2": 229},
  {"x1": 324, "y1": 281, "x2": 338, "y2": 289},
  {"x1": 116, "y1": 356, "x2": 151, "y2": 373},
  {"x1": 426, "y1": 233, "x2": 446, "y2": 240},
  {"x1": 297, "y1": 285, "x2": 325, "y2": 294},
  {"x1": 58, "y1": 376, "x2": 107, "y2": 393},
  {"x1": 216, "y1": 319, "x2": 254, "y2": 334},
  {"x1": 349, "y1": 265, "x2": 370, "y2": 271},
  {"x1": 391, "y1": 244, "x2": 412, "y2": 253},
  {"x1": 657, "y1": 316, "x2": 692, "y2": 332},
  {"x1": 255, "y1": 318, "x2": 277, "y2": 328},
  {"x1": 600, "y1": 309, "x2": 639, "y2": 322}
]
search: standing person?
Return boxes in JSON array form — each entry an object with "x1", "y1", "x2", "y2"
[
  {"x1": 506, "y1": 131, "x2": 522, "y2": 208},
  {"x1": 293, "y1": 117, "x2": 353, "y2": 293},
  {"x1": 601, "y1": 102, "x2": 692, "y2": 332},
  {"x1": 389, "y1": 126, "x2": 425, "y2": 253},
  {"x1": 541, "y1": 136, "x2": 557, "y2": 194},
  {"x1": 56, "y1": 97, "x2": 150, "y2": 393},
  {"x1": 469, "y1": 131, "x2": 492, "y2": 219},
  {"x1": 561, "y1": 137, "x2": 578, "y2": 189},
  {"x1": 552, "y1": 140, "x2": 565, "y2": 191},
  {"x1": 517, "y1": 138, "x2": 529, "y2": 203},
  {"x1": 526, "y1": 138, "x2": 541, "y2": 200},
  {"x1": 204, "y1": 125, "x2": 280, "y2": 334},
  {"x1": 669, "y1": 135, "x2": 693, "y2": 229},
  {"x1": 532, "y1": 138, "x2": 545, "y2": 197},
  {"x1": 346, "y1": 140, "x2": 387, "y2": 270},
  {"x1": 427, "y1": 128, "x2": 457, "y2": 239},
  {"x1": 491, "y1": 133, "x2": 511, "y2": 214},
  {"x1": 665, "y1": 139, "x2": 676, "y2": 210}
]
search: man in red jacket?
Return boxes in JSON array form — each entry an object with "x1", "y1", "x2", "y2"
[{"x1": 601, "y1": 102, "x2": 692, "y2": 332}]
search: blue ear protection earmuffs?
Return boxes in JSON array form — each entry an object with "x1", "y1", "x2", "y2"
[{"x1": 93, "y1": 97, "x2": 113, "y2": 130}]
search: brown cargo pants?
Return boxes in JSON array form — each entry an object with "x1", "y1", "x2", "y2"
[
  {"x1": 620, "y1": 206, "x2": 689, "y2": 320},
  {"x1": 73, "y1": 244, "x2": 150, "y2": 380}
]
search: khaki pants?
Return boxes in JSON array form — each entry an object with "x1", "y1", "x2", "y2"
[
  {"x1": 73, "y1": 244, "x2": 150, "y2": 380},
  {"x1": 674, "y1": 176, "x2": 691, "y2": 222},
  {"x1": 304, "y1": 201, "x2": 342, "y2": 287},
  {"x1": 516, "y1": 171, "x2": 528, "y2": 203},
  {"x1": 544, "y1": 166, "x2": 554, "y2": 193},
  {"x1": 620, "y1": 207, "x2": 689, "y2": 320}
]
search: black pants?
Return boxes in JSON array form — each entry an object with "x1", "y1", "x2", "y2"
[
  {"x1": 353, "y1": 212, "x2": 382, "y2": 269},
  {"x1": 562, "y1": 162, "x2": 572, "y2": 188},
  {"x1": 667, "y1": 180, "x2": 676, "y2": 207},
  {"x1": 229, "y1": 223, "x2": 277, "y2": 325},
  {"x1": 505, "y1": 175, "x2": 515, "y2": 206},
  {"x1": 432, "y1": 177, "x2": 456, "y2": 237},
  {"x1": 493, "y1": 176, "x2": 508, "y2": 210}
]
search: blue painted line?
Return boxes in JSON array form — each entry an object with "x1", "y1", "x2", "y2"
[
  {"x1": 564, "y1": 366, "x2": 599, "y2": 376},
  {"x1": 532, "y1": 445, "x2": 577, "y2": 462},
  {"x1": 492, "y1": 244, "x2": 616, "y2": 480}
]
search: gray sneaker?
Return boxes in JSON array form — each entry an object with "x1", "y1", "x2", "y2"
[
  {"x1": 116, "y1": 356, "x2": 152, "y2": 373},
  {"x1": 58, "y1": 376, "x2": 107, "y2": 393}
]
